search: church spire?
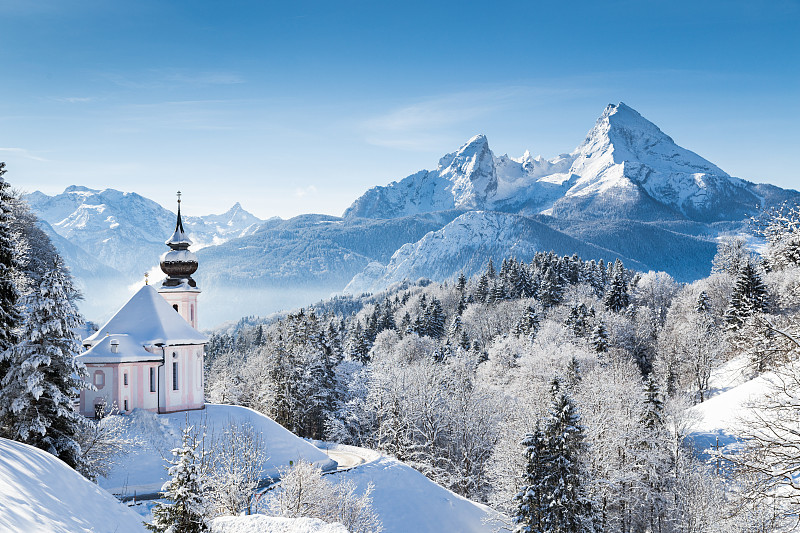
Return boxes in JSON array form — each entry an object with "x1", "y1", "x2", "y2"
[
  {"x1": 160, "y1": 191, "x2": 198, "y2": 287},
  {"x1": 166, "y1": 190, "x2": 192, "y2": 247}
]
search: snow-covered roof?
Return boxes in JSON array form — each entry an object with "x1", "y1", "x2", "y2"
[
  {"x1": 84, "y1": 285, "x2": 207, "y2": 347},
  {"x1": 76, "y1": 334, "x2": 162, "y2": 364}
]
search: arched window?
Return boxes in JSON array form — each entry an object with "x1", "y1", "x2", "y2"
[
  {"x1": 190, "y1": 304, "x2": 194, "y2": 323},
  {"x1": 173, "y1": 304, "x2": 179, "y2": 312}
]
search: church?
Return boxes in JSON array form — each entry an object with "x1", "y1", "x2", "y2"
[{"x1": 77, "y1": 194, "x2": 207, "y2": 417}]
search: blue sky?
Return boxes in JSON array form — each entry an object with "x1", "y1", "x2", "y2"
[{"x1": 1, "y1": 0, "x2": 798, "y2": 219}]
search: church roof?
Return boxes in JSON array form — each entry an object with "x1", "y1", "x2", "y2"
[
  {"x1": 84, "y1": 285, "x2": 207, "y2": 347},
  {"x1": 76, "y1": 334, "x2": 162, "y2": 364}
]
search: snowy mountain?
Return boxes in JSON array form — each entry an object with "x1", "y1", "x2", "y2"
[
  {"x1": 345, "y1": 103, "x2": 798, "y2": 222},
  {"x1": 22, "y1": 104, "x2": 799, "y2": 326},
  {"x1": 25, "y1": 186, "x2": 263, "y2": 279},
  {"x1": 345, "y1": 211, "x2": 648, "y2": 294}
]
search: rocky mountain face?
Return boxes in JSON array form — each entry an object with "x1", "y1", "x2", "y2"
[
  {"x1": 345, "y1": 103, "x2": 794, "y2": 223},
  {"x1": 25, "y1": 104, "x2": 799, "y2": 326}
]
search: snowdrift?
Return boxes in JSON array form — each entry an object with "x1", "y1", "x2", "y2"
[{"x1": 0, "y1": 437, "x2": 147, "y2": 533}]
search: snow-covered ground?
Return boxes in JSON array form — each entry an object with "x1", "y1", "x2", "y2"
[
  {"x1": 100, "y1": 404, "x2": 335, "y2": 497},
  {"x1": 688, "y1": 354, "x2": 780, "y2": 454},
  {"x1": 321, "y1": 443, "x2": 498, "y2": 533},
  {"x1": 0, "y1": 437, "x2": 147, "y2": 533}
]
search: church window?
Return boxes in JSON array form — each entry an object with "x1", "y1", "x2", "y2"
[
  {"x1": 190, "y1": 304, "x2": 194, "y2": 323},
  {"x1": 93, "y1": 371, "x2": 105, "y2": 389},
  {"x1": 173, "y1": 304, "x2": 179, "y2": 312},
  {"x1": 197, "y1": 360, "x2": 202, "y2": 389},
  {"x1": 173, "y1": 362, "x2": 179, "y2": 390},
  {"x1": 123, "y1": 372, "x2": 128, "y2": 386},
  {"x1": 124, "y1": 399, "x2": 128, "y2": 411},
  {"x1": 150, "y1": 367, "x2": 156, "y2": 392}
]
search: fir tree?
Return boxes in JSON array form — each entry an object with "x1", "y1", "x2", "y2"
[
  {"x1": 512, "y1": 426, "x2": 549, "y2": 533},
  {"x1": 695, "y1": 290, "x2": 711, "y2": 315},
  {"x1": 565, "y1": 303, "x2": 593, "y2": 338},
  {"x1": 0, "y1": 255, "x2": 88, "y2": 470},
  {"x1": 605, "y1": 259, "x2": 630, "y2": 312},
  {"x1": 0, "y1": 163, "x2": 22, "y2": 382},
  {"x1": 724, "y1": 261, "x2": 769, "y2": 330},
  {"x1": 514, "y1": 305, "x2": 540, "y2": 339},
  {"x1": 590, "y1": 322, "x2": 609, "y2": 354},
  {"x1": 148, "y1": 425, "x2": 208, "y2": 533},
  {"x1": 541, "y1": 380, "x2": 593, "y2": 533},
  {"x1": 538, "y1": 267, "x2": 563, "y2": 309}
]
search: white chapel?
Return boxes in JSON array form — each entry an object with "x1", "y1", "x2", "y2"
[{"x1": 77, "y1": 194, "x2": 207, "y2": 417}]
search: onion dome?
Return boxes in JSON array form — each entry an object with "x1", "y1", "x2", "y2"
[{"x1": 160, "y1": 191, "x2": 198, "y2": 287}]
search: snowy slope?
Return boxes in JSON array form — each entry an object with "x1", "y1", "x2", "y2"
[
  {"x1": 100, "y1": 404, "x2": 335, "y2": 497},
  {"x1": 328, "y1": 449, "x2": 498, "y2": 533},
  {"x1": 0, "y1": 437, "x2": 147, "y2": 533},
  {"x1": 344, "y1": 210, "x2": 647, "y2": 294}
]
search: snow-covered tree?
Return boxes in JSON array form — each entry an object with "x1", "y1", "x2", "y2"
[
  {"x1": 0, "y1": 255, "x2": 88, "y2": 470},
  {"x1": 512, "y1": 427, "x2": 549, "y2": 533},
  {"x1": 269, "y1": 460, "x2": 382, "y2": 533},
  {"x1": 0, "y1": 163, "x2": 22, "y2": 380},
  {"x1": 205, "y1": 420, "x2": 268, "y2": 516},
  {"x1": 147, "y1": 425, "x2": 208, "y2": 533},
  {"x1": 605, "y1": 259, "x2": 630, "y2": 312},
  {"x1": 724, "y1": 261, "x2": 769, "y2": 330}
]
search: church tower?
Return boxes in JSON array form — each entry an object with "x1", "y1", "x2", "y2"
[{"x1": 158, "y1": 191, "x2": 200, "y2": 328}]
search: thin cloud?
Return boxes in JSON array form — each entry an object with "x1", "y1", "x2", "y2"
[
  {"x1": 53, "y1": 96, "x2": 95, "y2": 103},
  {"x1": 103, "y1": 69, "x2": 245, "y2": 90},
  {"x1": 360, "y1": 86, "x2": 575, "y2": 150},
  {"x1": 0, "y1": 147, "x2": 48, "y2": 162},
  {"x1": 295, "y1": 185, "x2": 318, "y2": 198}
]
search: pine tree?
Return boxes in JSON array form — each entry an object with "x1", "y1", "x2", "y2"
[
  {"x1": 538, "y1": 267, "x2": 563, "y2": 309},
  {"x1": 724, "y1": 261, "x2": 769, "y2": 330},
  {"x1": 512, "y1": 427, "x2": 549, "y2": 533},
  {"x1": 514, "y1": 305, "x2": 540, "y2": 339},
  {"x1": 541, "y1": 381, "x2": 593, "y2": 533},
  {"x1": 565, "y1": 303, "x2": 593, "y2": 338},
  {"x1": 695, "y1": 290, "x2": 711, "y2": 315},
  {"x1": 148, "y1": 425, "x2": 208, "y2": 533},
  {"x1": 0, "y1": 163, "x2": 22, "y2": 382},
  {"x1": 0, "y1": 255, "x2": 88, "y2": 470},
  {"x1": 605, "y1": 259, "x2": 630, "y2": 312},
  {"x1": 590, "y1": 322, "x2": 609, "y2": 354}
]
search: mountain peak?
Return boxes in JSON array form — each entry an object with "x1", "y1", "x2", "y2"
[{"x1": 64, "y1": 185, "x2": 99, "y2": 194}]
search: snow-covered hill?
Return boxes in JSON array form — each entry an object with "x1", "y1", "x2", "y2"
[
  {"x1": 330, "y1": 449, "x2": 498, "y2": 533},
  {"x1": 99, "y1": 404, "x2": 335, "y2": 497},
  {"x1": 345, "y1": 103, "x2": 797, "y2": 222},
  {"x1": 0, "y1": 437, "x2": 147, "y2": 533}
]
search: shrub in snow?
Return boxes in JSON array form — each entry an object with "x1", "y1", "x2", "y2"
[{"x1": 268, "y1": 459, "x2": 382, "y2": 533}]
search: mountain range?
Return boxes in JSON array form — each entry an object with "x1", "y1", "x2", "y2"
[{"x1": 25, "y1": 103, "x2": 800, "y2": 327}]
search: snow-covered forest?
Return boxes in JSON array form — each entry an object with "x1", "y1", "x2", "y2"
[
  {"x1": 205, "y1": 204, "x2": 800, "y2": 532},
  {"x1": 4, "y1": 156, "x2": 800, "y2": 532}
]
